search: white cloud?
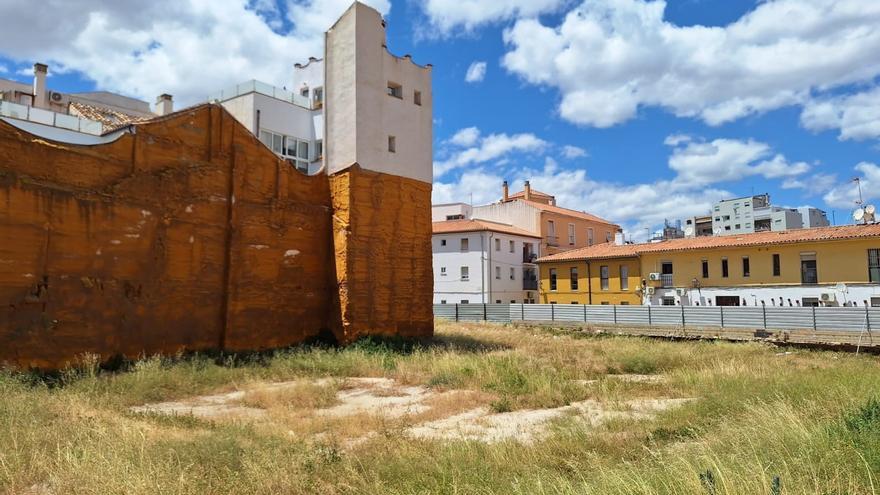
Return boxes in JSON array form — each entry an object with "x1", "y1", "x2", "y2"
[
  {"x1": 0, "y1": 0, "x2": 390, "y2": 106},
  {"x1": 781, "y1": 173, "x2": 837, "y2": 195},
  {"x1": 500, "y1": 0, "x2": 880, "y2": 128},
  {"x1": 419, "y1": 0, "x2": 568, "y2": 34},
  {"x1": 434, "y1": 127, "x2": 548, "y2": 177},
  {"x1": 801, "y1": 87, "x2": 880, "y2": 141},
  {"x1": 822, "y1": 162, "x2": 880, "y2": 208},
  {"x1": 561, "y1": 145, "x2": 587, "y2": 159},
  {"x1": 0, "y1": 64, "x2": 7, "y2": 74},
  {"x1": 667, "y1": 136, "x2": 809, "y2": 187},
  {"x1": 464, "y1": 61, "x2": 487, "y2": 83}
]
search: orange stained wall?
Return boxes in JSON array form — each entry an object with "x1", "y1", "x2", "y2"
[
  {"x1": 539, "y1": 258, "x2": 641, "y2": 305},
  {"x1": 0, "y1": 103, "x2": 432, "y2": 370}
]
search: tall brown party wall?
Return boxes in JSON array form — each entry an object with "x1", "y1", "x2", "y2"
[{"x1": 0, "y1": 104, "x2": 397, "y2": 370}]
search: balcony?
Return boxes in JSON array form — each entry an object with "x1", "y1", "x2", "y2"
[
  {"x1": 522, "y1": 252, "x2": 537, "y2": 264},
  {"x1": 660, "y1": 274, "x2": 674, "y2": 287}
]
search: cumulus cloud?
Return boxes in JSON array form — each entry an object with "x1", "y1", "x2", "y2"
[
  {"x1": 782, "y1": 173, "x2": 837, "y2": 195},
  {"x1": 561, "y1": 145, "x2": 587, "y2": 159},
  {"x1": 464, "y1": 61, "x2": 487, "y2": 83},
  {"x1": 822, "y1": 162, "x2": 880, "y2": 208},
  {"x1": 419, "y1": 0, "x2": 567, "y2": 34},
  {"x1": 801, "y1": 87, "x2": 880, "y2": 141},
  {"x1": 500, "y1": 0, "x2": 880, "y2": 128},
  {"x1": 0, "y1": 0, "x2": 390, "y2": 106},
  {"x1": 434, "y1": 127, "x2": 548, "y2": 177},
  {"x1": 0, "y1": 64, "x2": 7, "y2": 74},
  {"x1": 666, "y1": 136, "x2": 809, "y2": 187}
]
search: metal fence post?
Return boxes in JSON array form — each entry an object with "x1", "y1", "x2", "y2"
[
  {"x1": 762, "y1": 304, "x2": 768, "y2": 330},
  {"x1": 866, "y1": 306, "x2": 871, "y2": 332},
  {"x1": 551, "y1": 304, "x2": 555, "y2": 321},
  {"x1": 613, "y1": 305, "x2": 618, "y2": 324},
  {"x1": 483, "y1": 303, "x2": 487, "y2": 321},
  {"x1": 681, "y1": 305, "x2": 686, "y2": 327},
  {"x1": 812, "y1": 306, "x2": 817, "y2": 332},
  {"x1": 583, "y1": 304, "x2": 587, "y2": 322},
  {"x1": 455, "y1": 304, "x2": 459, "y2": 322},
  {"x1": 521, "y1": 303, "x2": 525, "y2": 321},
  {"x1": 719, "y1": 306, "x2": 724, "y2": 328}
]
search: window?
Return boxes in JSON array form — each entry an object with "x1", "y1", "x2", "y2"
[
  {"x1": 872, "y1": 297, "x2": 880, "y2": 307},
  {"x1": 869, "y1": 249, "x2": 880, "y2": 283},
  {"x1": 387, "y1": 82, "x2": 402, "y2": 98},
  {"x1": 388, "y1": 135, "x2": 396, "y2": 153},
  {"x1": 495, "y1": 266, "x2": 501, "y2": 280},
  {"x1": 460, "y1": 266, "x2": 469, "y2": 281},
  {"x1": 801, "y1": 253, "x2": 818, "y2": 284},
  {"x1": 461, "y1": 299, "x2": 469, "y2": 304},
  {"x1": 316, "y1": 139, "x2": 323, "y2": 159},
  {"x1": 446, "y1": 214, "x2": 465, "y2": 220},
  {"x1": 568, "y1": 223, "x2": 575, "y2": 245},
  {"x1": 621, "y1": 302, "x2": 630, "y2": 305},
  {"x1": 773, "y1": 254, "x2": 781, "y2": 277},
  {"x1": 495, "y1": 238, "x2": 501, "y2": 251},
  {"x1": 742, "y1": 257, "x2": 750, "y2": 277},
  {"x1": 440, "y1": 300, "x2": 446, "y2": 304},
  {"x1": 802, "y1": 297, "x2": 819, "y2": 307},
  {"x1": 549, "y1": 268, "x2": 557, "y2": 291},
  {"x1": 588, "y1": 228, "x2": 594, "y2": 246},
  {"x1": 570, "y1": 267, "x2": 578, "y2": 291},
  {"x1": 460, "y1": 238, "x2": 468, "y2": 251},
  {"x1": 414, "y1": 90, "x2": 422, "y2": 106},
  {"x1": 620, "y1": 265, "x2": 629, "y2": 290},
  {"x1": 548, "y1": 220, "x2": 556, "y2": 235},
  {"x1": 440, "y1": 239, "x2": 447, "y2": 246},
  {"x1": 721, "y1": 258, "x2": 729, "y2": 278},
  {"x1": 734, "y1": 224, "x2": 741, "y2": 229},
  {"x1": 509, "y1": 240, "x2": 515, "y2": 253},
  {"x1": 300, "y1": 87, "x2": 309, "y2": 97},
  {"x1": 662, "y1": 297, "x2": 676, "y2": 306},
  {"x1": 496, "y1": 300, "x2": 501, "y2": 304},
  {"x1": 606, "y1": 232, "x2": 612, "y2": 242},
  {"x1": 571, "y1": 301, "x2": 578, "y2": 304},
  {"x1": 510, "y1": 267, "x2": 515, "y2": 280},
  {"x1": 440, "y1": 267, "x2": 446, "y2": 276},
  {"x1": 600, "y1": 265, "x2": 609, "y2": 290},
  {"x1": 313, "y1": 87, "x2": 323, "y2": 103},
  {"x1": 701, "y1": 259, "x2": 709, "y2": 279}
]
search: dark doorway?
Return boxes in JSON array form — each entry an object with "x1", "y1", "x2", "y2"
[{"x1": 715, "y1": 296, "x2": 741, "y2": 306}]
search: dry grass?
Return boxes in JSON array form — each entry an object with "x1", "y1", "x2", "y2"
[{"x1": 1, "y1": 320, "x2": 879, "y2": 494}]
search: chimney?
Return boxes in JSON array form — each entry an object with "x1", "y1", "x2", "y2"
[
  {"x1": 155, "y1": 94, "x2": 173, "y2": 116},
  {"x1": 502, "y1": 180, "x2": 509, "y2": 202},
  {"x1": 32, "y1": 63, "x2": 48, "y2": 109},
  {"x1": 614, "y1": 232, "x2": 625, "y2": 246},
  {"x1": 524, "y1": 180, "x2": 532, "y2": 201}
]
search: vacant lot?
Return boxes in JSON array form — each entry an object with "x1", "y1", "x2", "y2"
[{"x1": 1, "y1": 321, "x2": 879, "y2": 494}]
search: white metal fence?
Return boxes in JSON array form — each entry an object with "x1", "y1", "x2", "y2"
[{"x1": 434, "y1": 303, "x2": 879, "y2": 333}]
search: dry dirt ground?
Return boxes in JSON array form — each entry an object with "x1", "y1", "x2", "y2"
[{"x1": 131, "y1": 375, "x2": 692, "y2": 445}]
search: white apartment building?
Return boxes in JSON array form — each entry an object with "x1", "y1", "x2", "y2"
[
  {"x1": 684, "y1": 194, "x2": 829, "y2": 237},
  {"x1": 433, "y1": 219, "x2": 541, "y2": 304}
]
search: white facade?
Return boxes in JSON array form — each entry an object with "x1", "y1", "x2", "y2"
[
  {"x1": 432, "y1": 203, "x2": 472, "y2": 222},
  {"x1": 799, "y1": 207, "x2": 831, "y2": 228},
  {"x1": 433, "y1": 230, "x2": 541, "y2": 304},
  {"x1": 647, "y1": 284, "x2": 880, "y2": 308},
  {"x1": 325, "y1": 2, "x2": 432, "y2": 184},
  {"x1": 710, "y1": 195, "x2": 828, "y2": 236},
  {"x1": 471, "y1": 201, "x2": 541, "y2": 235}
]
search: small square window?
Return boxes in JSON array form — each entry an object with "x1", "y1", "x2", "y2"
[
  {"x1": 414, "y1": 90, "x2": 422, "y2": 106},
  {"x1": 440, "y1": 239, "x2": 446, "y2": 246},
  {"x1": 388, "y1": 135, "x2": 396, "y2": 153},
  {"x1": 440, "y1": 267, "x2": 446, "y2": 276},
  {"x1": 387, "y1": 82, "x2": 402, "y2": 99}
]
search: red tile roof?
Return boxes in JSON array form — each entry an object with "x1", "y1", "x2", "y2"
[
  {"x1": 433, "y1": 219, "x2": 541, "y2": 238},
  {"x1": 508, "y1": 189, "x2": 554, "y2": 200},
  {"x1": 537, "y1": 223, "x2": 880, "y2": 262},
  {"x1": 517, "y1": 199, "x2": 618, "y2": 226},
  {"x1": 68, "y1": 101, "x2": 155, "y2": 132}
]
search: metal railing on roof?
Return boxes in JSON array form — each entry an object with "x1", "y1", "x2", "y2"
[
  {"x1": 208, "y1": 80, "x2": 315, "y2": 109},
  {"x1": 0, "y1": 101, "x2": 104, "y2": 135}
]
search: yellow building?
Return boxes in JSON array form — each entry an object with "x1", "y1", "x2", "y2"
[{"x1": 538, "y1": 224, "x2": 880, "y2": 307}]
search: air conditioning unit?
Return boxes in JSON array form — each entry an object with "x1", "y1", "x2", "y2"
[
  {"x1": 49, "y1": 91, "x2": 63, "y2": 103},
  {"x1": 648, "y1": 273, "x2": 661, "y2": 281},
  {"x1": 820, "y1": 293, "x2": 836, "y2": 302},
  {"x1": 676, "y1": 288, "x2": 687, "y2": 297},
  {"x1": 645, "y1": 287, "x2": 655, "y2": 295}
]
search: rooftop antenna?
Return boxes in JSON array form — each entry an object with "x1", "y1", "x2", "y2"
[{"x1": 853, "y1": 177, "x2": 864, "y2": 206}]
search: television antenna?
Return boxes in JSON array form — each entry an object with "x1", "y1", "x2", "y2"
[{"x1": 852, "y1": 177, "x2": 864, "y2": 206}]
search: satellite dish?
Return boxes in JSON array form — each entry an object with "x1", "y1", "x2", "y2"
[
  {"x1": 853, "y1": 208, "x2": 865, "y2": 222},
  {"x1": 713, "y1": 227, "x2": 722, "y2": 236},
  {"x1": 867, "y1": 204, "x2": 877, "y2": 215},
  {"x1": 684, "y1": 226, "x2": 694, "y2": 237},
  {"x1": 836, "y1": 283, "x2": 848, "y2": 293}
]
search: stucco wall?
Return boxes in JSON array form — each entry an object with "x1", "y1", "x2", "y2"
[{"x1": 0, "y1": 104, "x2": 401, "y2": 370}]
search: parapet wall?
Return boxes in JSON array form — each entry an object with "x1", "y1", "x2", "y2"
[{"x1": 0, "y1": 104, "x2": 432, "y2": 370}]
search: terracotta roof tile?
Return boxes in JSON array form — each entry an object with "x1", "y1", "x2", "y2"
[
  {"x1": 517, "y1": 199, "x2": 618, "y2": 226},
  {"x1": 508, "y1": 189, "x2": 553, "y2": 199},
  {"x1": 537, "y1": 224, "x2": 880, "y2": 262},
  {"x1": 68, "y1": 101, "x2": 155, "y2": 132},
  {"x1": 433, "y1": 219, "x2": 542, "y2": 238}
]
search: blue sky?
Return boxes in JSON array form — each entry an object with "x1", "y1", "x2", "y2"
[{"x1": 1, "y1": 0, "x2": 878, "y2": 237}]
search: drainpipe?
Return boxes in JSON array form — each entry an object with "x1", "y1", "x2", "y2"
[
  {"x1": 479, "y1": 232, "x2": 485, "y2": 304},
  {"x1": 487, "y1": 231, "x2": 494, "y2": 303}
]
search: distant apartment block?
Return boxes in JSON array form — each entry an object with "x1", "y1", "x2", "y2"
[{"x1": 685, "y1": 194, "x2": 829, "y2": 237}]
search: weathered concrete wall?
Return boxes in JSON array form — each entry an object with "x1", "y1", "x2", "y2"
[
  {"x1": 0, "y1": 104, "x2": 340, "y2": 369},
  {"x1": 329, "y1": 165, "x2": 434, "y2": 342}
]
